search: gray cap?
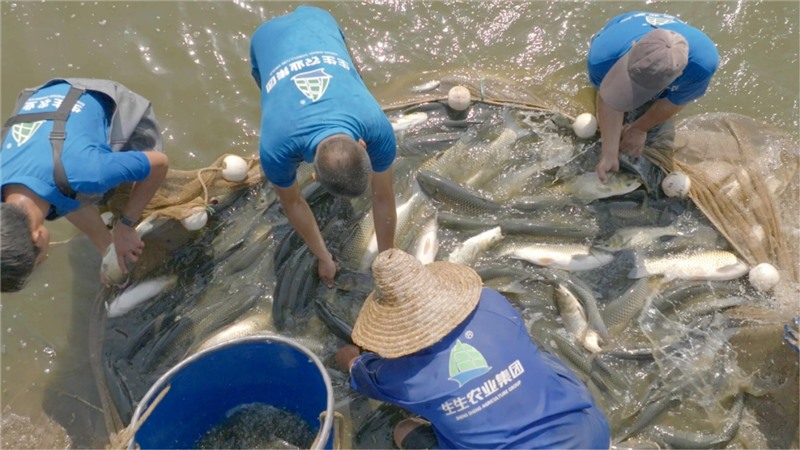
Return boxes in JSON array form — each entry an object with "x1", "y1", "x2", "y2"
[{"x1": 599, "y1": 28, "x2": 689, "y2": 111}]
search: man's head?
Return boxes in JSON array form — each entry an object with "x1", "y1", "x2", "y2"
[
  {"x1": 600, "y1": 28, "x2": 689, "y2": 112},
  {"x1": 313, "y1": 135, "x2": 371, "y2": 198},
  {"x1": 1, "y1": 202, "x2": 46, "y2": 292},
  {"x1": 351, "y1": 248, "x2": 483, "y2": 358}
]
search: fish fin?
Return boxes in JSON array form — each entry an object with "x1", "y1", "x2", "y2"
[
  {"x1": 717, "y1": 261, "x2": 749, "y2": 276},
  {"x1": 502, "y1": 108, "x2": 532, "y2": 140},
  {"x1": 628, "y1": 264, "x2": 649, "y2": 279}
]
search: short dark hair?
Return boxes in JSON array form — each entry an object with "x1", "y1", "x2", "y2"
[
  {"x1": 314, "y1": 135, "x2": 371, "y2": 198},
  {"x1": 1, "y1": 203, "x2": 38, "y2": 292}
]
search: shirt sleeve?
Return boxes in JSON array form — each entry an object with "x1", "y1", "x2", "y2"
[
  {"x1": 259, "y1": 142, "x2": 299, "y2": 188},
  {"x1": 92, "y1": 149, "x2": 151, "y2": 191},
  {"x1": 250, "y1": 43, "x2": 262, "y2": 89},
  {"x1": 364, "y1": 114, "x2": 396, "y2": 174},
  {"x1": 349, "y1": 353, "x2": 393, "y2": 402},
  {"x1": 665, "y1": 63, "x2": 717, "y2": 106}
]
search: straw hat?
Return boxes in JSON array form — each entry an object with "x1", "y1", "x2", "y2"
[{"x1": 352, "y1": 249, "x2": 483, "y2": 358}]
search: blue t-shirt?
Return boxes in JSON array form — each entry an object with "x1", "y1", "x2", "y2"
[
  {"x1": 587, "y1": 12, "x2": 719, "y2": 106},
  {"x1": 249, "y1": 6, "x2": 396, "y2": 188},
  {"x1": 1, "y1": 82, "x2": 151, "y2": 217},
  {"x1": 350, "y1": 288, "x2": 610, "y2": 449}
]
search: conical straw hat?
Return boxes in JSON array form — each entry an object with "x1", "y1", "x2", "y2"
[{"x1": 352, "y1": 249, "x2": 482, "y2": 358}]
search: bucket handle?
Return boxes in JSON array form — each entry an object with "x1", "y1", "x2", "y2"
[
  {"x1": 311, "y1": 410, "x2": 345, "y2": 450},
  {"x1": 107, "y1": 384, "x2": 171, "y2": 450}
]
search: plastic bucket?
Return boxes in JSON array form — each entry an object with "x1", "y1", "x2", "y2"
[{"x1": 128, "y1": 335, "x2": 335, "y2": 449}]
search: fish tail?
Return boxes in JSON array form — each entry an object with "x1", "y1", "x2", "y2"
[
  {"x1": 502, "y1": 108, "x2": 532, "y2": 140},
  {"x1": 628, "y1": 259, "x2": 650, "y2": 279}
]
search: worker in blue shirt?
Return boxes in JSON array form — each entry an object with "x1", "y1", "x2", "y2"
[
  {"x1": 336, "y1": 249, "x2": 610, "y2": 449},
  {"x1": 250, "y1": 6, "x2": 397, "y2": 286},
  {"x1": 1, "y1": 79, "x2": 168, "y2": 292},
  {"x1": 587, "y1": 12, "x2": 719, "y2": 182}
]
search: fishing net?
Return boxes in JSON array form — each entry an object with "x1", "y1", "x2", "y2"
[
  {"x1": 113, "y1": 72, "x2": 797, "y2": 300},
  {"x1": 105, "y1": 152, "x2": 264, "y2": 223},
  {"x1": 645, "y1": 113, "x2": 799, "y2": 305},
  {"x1": 93, "y1": 72, "x2": 798, "y2": 447}
]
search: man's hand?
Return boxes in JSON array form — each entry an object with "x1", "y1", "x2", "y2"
[
  {"x1": 620, "y1": 124, "x2": 647, "y2": 156},
  {"x1": 335, "y1": 344, "x2": 361, "y2": 372},
  {"x1": 595, "y1": 153, "x2": 620, "y2": 184},
  {"x1": 112, "y1": 223, "x2": 144, "y2": 273},
  {"x1": 318, "y1": 252, "x2": 337, "y2": 288}
]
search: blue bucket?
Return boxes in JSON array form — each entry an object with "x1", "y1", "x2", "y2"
[{"x1": 128, "y1": 335, "x2": 335, "y2": 449}]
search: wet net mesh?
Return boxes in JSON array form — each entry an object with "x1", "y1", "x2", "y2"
[
  {"x1": 94, "y1": 73, "x2": 798, "y2": 448},
  {"x1": 645, "y1": 113, "x2": 799, "y2": 301},
  {"x1": 106, "y1": 153, "x2": 265, "y2": 222},
  {"x1": 114, "y1": 73, "x2": 797, "y2": 301}
]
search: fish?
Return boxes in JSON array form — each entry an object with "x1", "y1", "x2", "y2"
[
  {"x1": 142, "y1": 285, "x2": 264, "y2": 369},
  {"x1": 419, "y1": 109, "x2": 528, "y2": 184},
  {"x1": 106, "y1": 275, "x2": 178, "y2": 318},
  {"x1": 600, "y1": 224, "x2": 684, "y2": 251},
  {"x1": 498, "y1": 241, "x2": 615, "y2": 272},
  {"x1": 391, "y1": 111, "x2": 429, "y2": 132},
  {"x1": 447, "y1": 226, "x2": 504, "y2": 265},
  {"x1": 651, "y1": 279, "x2": 742, "y2": 312},
  {"x1": 651, "y1": 391, "x2": 745, "y2": 449},
  {"x1": 436, "y1": 211, "x2": 597, "y2": 240},
  {"x1": 397, "y1": 131, "x2": 463, "y2": 156},
  {"x1": 628, "y1": 250, "x2": 750, "y2": 281},
  {"x1": 273, "y1": 245, "x2": 315, "y2": 330},
  {"x1": 411, "y1": 216, "x2": 440, "y2": 264},
  {"x1": 675, "y1": 295, "x2": 751, "y2": 318},
  {"x1": 314, "y1": 291, "x2": 354, "y2": 345},
  {"x1": 416, "y1": 170, "x2": 505, "y2": 216},
  {"x1": 537, "y1": 268, "x2": 609, "y2": 341},
  {"x1": 613, "y1": 394, "x2": 680, "y2": 444},
  {"x1": 193, "y1": 311, "x2": 274, "y2": 353},
  {"x1": 224, "y1": 224, "x2": 275, "y2": 275},
  {"x1": 356, "y1": 192, "x2": 427, "y2": 271},
  {"x1": 553, "y1": 284, "x2": 603, "y2": 353},
  {"x1": 549, "y1": 331, "x2": 624, "y2": 399},
  {"x1": 408, "y1": 80, "x2": 441, "y2": 93},
  {"x1": 591, "y1": 196, "x2": 662, "y2": 225},
  {"x1": 483, "y1": 161, "x2": 548, "y2": 203},
  {"x1": 462, "y1": 109, "x2": 532, "y2": 188},
  {"x1": 601, "y1": 277, "x2": 664, "y2": 335},
  {"x1": 442, "y1": 118, "x2": 484, "y2": 129},
  {"x1": 556, "y1": 171, "x2": 642, "y2": 203}
]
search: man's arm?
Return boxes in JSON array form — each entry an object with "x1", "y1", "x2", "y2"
[
  {"x1": 335, "y1": 344, "x2": 361, "y2": 372},
  {"x1": 65, "y1": 205, "x2": 112, "y2": 252},
  {"x1": 622, "y1": 98, "x2": 685, "y2": 154},
  {"x1": 595, "y1": 93, "x2": 624, "y2": 183},
  {"x1": 370, "y1": 167, "x2": 396, "y2": 253},
  {"x1": 113, "y1": 151, "x2": 168, "y2": 270},
  {"x1": 67, "y1": 150, "x2": 168, "y2": 274},
  {"x1": 273, "y1": 181, "x2": 337, "y2": 286}
]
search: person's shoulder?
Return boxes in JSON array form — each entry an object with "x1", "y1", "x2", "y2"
[{"x1": 477, "y1": 288, "x2": 517, "y2": 314}]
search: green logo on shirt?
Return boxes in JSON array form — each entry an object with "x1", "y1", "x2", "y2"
[
  {"x1": 292, "y1": 68, "x2": 331, "y2": 102},
  {"x1": 448, "y1": 339, "x2": 491, "y2": 387},
  {"x1": 11, "y1": 121, "x2": 44, "y2": 146}
]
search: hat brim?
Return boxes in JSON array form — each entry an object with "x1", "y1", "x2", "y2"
[
  {"x1": 352, "y1": 261, "x2": 482, "y2": 358},
  {"x1": 599, "y1": 51, "x2": 664, "y2": 112}
]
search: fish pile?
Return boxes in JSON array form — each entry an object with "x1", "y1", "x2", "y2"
[{"x1": 102, "y1": 101, "x2": 785, "y2": 448}]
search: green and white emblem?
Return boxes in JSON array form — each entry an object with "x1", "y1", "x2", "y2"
[
  {"x1": 292, "y1": 68, "x2": 332, "y2": 102},
  {"x1": 645, "y1": 15, "x2": 676, "y2": 27},
  {"x1": 448, "y1": 339, "x2": 491, "y2": 387},
  {"x1": 11, "y1": 121, "x2": 44, "y2": 146}
]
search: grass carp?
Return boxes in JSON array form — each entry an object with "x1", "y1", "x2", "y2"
[
  {"x1": 498, "y1": 241, "x2": 615, "y2": 272},
  {"x1": 629, "y1": 250, "x2": 749, "y2": 281}
]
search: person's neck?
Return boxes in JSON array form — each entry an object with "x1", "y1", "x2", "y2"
[{"x1": 3, "y1": 185, "x2": 49, "y2": 229}]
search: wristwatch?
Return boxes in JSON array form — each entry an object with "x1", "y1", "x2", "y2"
[{"x1": 118, "y1": 215, "x2": 140, "y2": 228}]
